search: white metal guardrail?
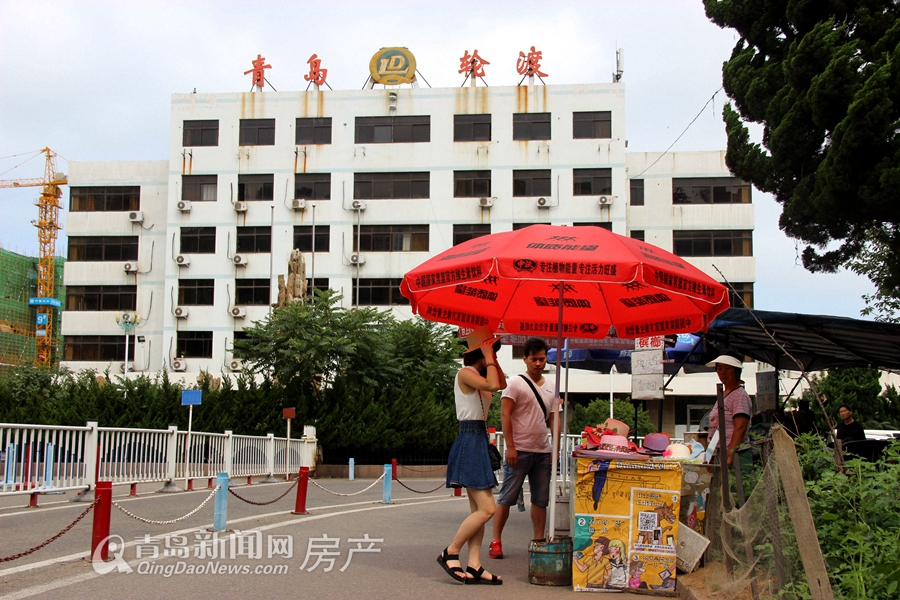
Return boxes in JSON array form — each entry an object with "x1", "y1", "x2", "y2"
[{"x1": 0, "y1": 421, "x2": 317, "y2": 498}]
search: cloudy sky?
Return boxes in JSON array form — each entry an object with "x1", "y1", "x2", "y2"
[{"x1": 0, "y1": 0, "x2": 875, "y2": 318}]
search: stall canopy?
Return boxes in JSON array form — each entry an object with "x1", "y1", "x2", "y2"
[{"x1": 704, "y1": 308, "x2": 900, "y2": 372}]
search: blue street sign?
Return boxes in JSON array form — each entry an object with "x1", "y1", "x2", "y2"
[
  {"x1": 35, "y1": 314, "x2": 48, "y2": 326},
  {"x1": 28, "y1": 297, "x2": 61, "y2": 308},
  {"x1": 181, "y1": 390, "x2": 202, "y2": 406}
]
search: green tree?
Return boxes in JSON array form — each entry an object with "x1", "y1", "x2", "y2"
[
  {"x1": 704, "y1": 1, "x2": 900, "y2": 318},
  {"x1": 802, "y1": 366, "x2": 900, "y2": 431}
]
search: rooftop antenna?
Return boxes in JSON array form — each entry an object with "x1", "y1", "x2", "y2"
[{"x1": 613, "y1": 48, "x2": 624, "y2": 83}]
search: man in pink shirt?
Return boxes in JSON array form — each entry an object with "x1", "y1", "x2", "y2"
[{"x1": 488, "y1": 337, "x2": 560, "y2": 559}]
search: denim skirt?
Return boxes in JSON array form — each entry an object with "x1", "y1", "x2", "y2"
[{"x1": 446, "y1": 420, "x2": 498, "y2": 490}]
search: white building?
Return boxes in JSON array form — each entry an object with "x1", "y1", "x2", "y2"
[{"x1": 61, "y1": 63, "x2": 755, "y2": 437}]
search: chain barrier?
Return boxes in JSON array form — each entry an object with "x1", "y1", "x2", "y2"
[
  {"x1": 112, "y1": 485, "x2": 220, "y2": 525},
  {"x1": 395, "y1": 478, "x2": 445, "y2": 494},
  {"x1": 310, "y1": 473, "x2": 385, "y2": 496},
  {"x1": 396, "y1": 465, "x2": 445, "y2": 473},
  {"x1": 0, "y1": 500, "x2": 97, "y2": 563},
  {"x1": 228, "y1": 480, "x2": 298, "y2": 506}
]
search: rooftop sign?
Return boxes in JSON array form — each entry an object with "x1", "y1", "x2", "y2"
[{"x1": 369, "y1": 47, "x2": 416, "y2": 85}]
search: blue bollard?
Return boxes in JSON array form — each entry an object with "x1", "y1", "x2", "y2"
[
  {"x1": 213, "y1": 472, "x2": 229, "y2": 531},
  {"x1": 382, "y1": 464, "x2": 392, "y2": 504},
  {"x1": 349, "y1": 458, "x2": 355, "y2": 481}
]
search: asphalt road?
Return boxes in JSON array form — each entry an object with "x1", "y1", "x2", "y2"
[{"x1": 1, "y1": 477, "x2": 576, "y2": 599}]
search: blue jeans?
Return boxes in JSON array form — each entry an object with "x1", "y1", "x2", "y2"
[{"x1": 497, "y1": 451, "x2": 551, "y2": 508}]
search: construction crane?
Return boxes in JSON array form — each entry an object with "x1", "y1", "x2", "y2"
[{"x1": 0, "y1": 148, "x2": 66, "y2": 367}]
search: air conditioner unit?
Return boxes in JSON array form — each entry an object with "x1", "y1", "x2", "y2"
[
  {"x1": 174, "y1": 306, "x2": 189, "y2": 318},
  {"x1": 128, "y1": 211, "x2": 144, "y2": 223},
  {"x1": 231, "y1": 306, "x2": 246, "y2": 318},
  {"x1": 351, "y1": 200, "x2": 366, "y2": 211},
  {"x1": 228, "y1": 359, "x2": 244, "y2": 372},
  {"x1": 175, "y1": 254, "x2": 190, "y2": 266},
  {"x1": 177, "y1": 200, "x2": 192, "y2": 212},
  {"x1": 232, "y1": 254, "x2": 248, "y2": 266},
  {"x1": 172, "y1": 358, "x2": 187, "y2": 372},
  {"x1": 536, "y1": 197, "x2": 549, "y2": 208},
  {"x1": 479, "y1": 197, "x2": 493, "y2": 208},
  {"x1": 291, "y1": 198, "x2": 306, "y2": 211},
  {"x1": 124, "y1": 262, "x2": 138, "y2": 273},
  {"x1": 234, "y1": 201, "x2": 248, "y2": 213},
  {"x1": 598, "y1": 195, "x2": 614, "y2": 206},
  {"x1": 349, "y1": 253, "x2": 365, "y2": 265}
]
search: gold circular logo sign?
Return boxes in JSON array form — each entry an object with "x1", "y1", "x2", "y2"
[{"x1": 369, "y1": 47, "x2": 417, "y2": 85}]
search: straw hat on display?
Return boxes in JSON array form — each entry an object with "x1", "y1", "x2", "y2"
[
  {"x1": 637, "y1": 432, "x2": 670, "y2": 456},
  {"x1": 462, "y1": 326, "x2": 502, "y2": 354}
]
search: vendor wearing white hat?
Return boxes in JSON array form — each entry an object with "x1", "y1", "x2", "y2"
[{"x1": 706, "y1": 353, "x2": 753, "y2": 470}]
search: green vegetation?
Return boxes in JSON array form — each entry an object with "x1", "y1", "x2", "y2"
[
  {"x1": 801, "y1": 366, "x2": 900, "y2": 431},
  {"x1": 567, "y1": 397, "x2": 654, "y2": 437}
]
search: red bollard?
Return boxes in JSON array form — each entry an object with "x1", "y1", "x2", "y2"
[
  {"x1": 90, "y1": 482, "x2": 113, "y2": 562},
  {"x1": 292, "y1": 466, "x2": 309, "y2": 515},
  {"x1": 187, "y1": 479, "x2": 194, "y2": 491},
  {"x1": 247, "y1": 476, "x2": 252, "y2": 486},
  {"x1": 29, "y1": 492, "x2": 39, "y2": 508},
  {"x1": 130, "y1": 483, "x2": 137, "y2": 497},
  {"x1": 454, "y1": 487, "x2": 462, "y2": 497},
  {"x1": 391, "y1": 458, "x2": 398, "y2": 480},
  {"x1": 208, "y1": 478, "x2": 213, "y2": 489}
]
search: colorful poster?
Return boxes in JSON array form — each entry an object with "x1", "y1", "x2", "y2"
[{"x1": 572, "y1": 458, "x2": 682, "y2": 593}]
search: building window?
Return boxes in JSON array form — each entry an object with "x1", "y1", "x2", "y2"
[
  {"x1": 354, "y1": 225, "x2": 429, "y2": 252},
  {"x1": 513, "y1": 113, "x2": 551, "y2": 140},
  {"x1": 70, "y1": 187, "x2": 140, "y2": 212},
  {"x1": 453, "y1": 224, "x2": 491, "y2": 246},
  {"x1": 454, "y1": 114, "x2": 491, "y2": 141},
  {"x1": 180, "y1": 227, "x2": 216, "y2": 254},
  {"x1": 513, "y1": 222, "x2": 541, "y2": 231},
  {"x1": 295, "y1": 173, "x2": 331, "y2": 200},
  {"x1": 728, "y1": 282, "x2": 754, "y2": 309},
  {"x1": 177, "y1": 331, "x2": 213, "y2": 358},
  {"x1": 353, "y1": 278, "x2": 409, "y2": 306},
  {"x1": 453, "y1": 171, "x2": 491, "y2": 198},
  {"x1": 239, "y1": 119, "x2": 275, "y2": 146},
  {"x1": 293, "y1": 226, "x2": 330, "y2": 252},
  {"x1": 236, "y1": 226, "x2": 271, "y2": 253},
  {"x1": 630, "y1": 230, "x2": 645, "y2": 241},
  {"x1": 296, "y1": 117, "x2": 332, "y2": 145},
  {"x1": 182, "y1": 175, "x2": 217, "y2": 201},
  {"x1": 573, "y1": 111, "x2": 611, "y2": 139},
  {"x1": 630, "y1": 179, "x2": 645, "y2": 206},
  {"x1": 64, "y1": 335, "x2": 127, "y2": 361},
  {"x1": 573, "y1": 168, "x2": 612, "y2": 196},
  {"x1": 65, "y1": 285, "x2": 136, "y2": 311},
  {"x1": 67, "y1": 236, "x2": 138, "y2": 261},
  {"x1": 673, "y1": 230, "x2": 753, "y2": 257},
  {"x1": 355, "y1": 116, "x2": 430, "y2": 143},
  {"x1": 573, "y1": 222, "x2": 612, "y2": 231},
  {"x1": 354, "y1": 172, "x2": 429, "y2": 199},
  {"x1": 238, "y1": 174, "x2": 274, "y2": 201},
  {"x1": 673, "y1": 177, "x2": 751, "y2": 204},
  {"x1": 178, "y1": 279, "x2": 215, "y2": 305},
  {"x1": 235, "y1": 279, "x2": 271, "y2": 305},
  {"x1": 513, "y1": 170, "x2": 551, "y2": 197},
  {"x1": 183, "y1": 120, "x2": 219, "y2": 147},
  {"x1": 307, "y1": 278, "x2": 329, "y2": 296}
]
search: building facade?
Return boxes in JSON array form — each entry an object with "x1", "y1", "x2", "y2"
[{"x1": 61, "y1": 78, "x2": 755, "y2": 437}]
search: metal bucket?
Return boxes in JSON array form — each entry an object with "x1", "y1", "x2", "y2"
[{"x1": 528, "y1": 536, "x2": 573, "y2": 586}]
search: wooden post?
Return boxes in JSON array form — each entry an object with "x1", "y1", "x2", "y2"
[{"x1": 771, "y1": 425, "x2": 835, "y2": 599}]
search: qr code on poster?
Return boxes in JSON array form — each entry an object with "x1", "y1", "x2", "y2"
[{"x1": 638, "y1": 511, "x2": 658, "y2": 532}]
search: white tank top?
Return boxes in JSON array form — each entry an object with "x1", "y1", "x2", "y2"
[{"x1": 455, "y1": 366, "x2": 491, "y2": 421}]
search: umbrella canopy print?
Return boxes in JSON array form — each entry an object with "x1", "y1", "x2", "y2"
[{"x1": 400, "y1": 224, "x2": 730, "y2": 340}]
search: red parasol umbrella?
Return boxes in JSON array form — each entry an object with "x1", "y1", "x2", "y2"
[
  {"x1": 400, "y1": 224, "x2": 729, "y2": 339},
  {"x1": 400, "y1": 224, "x2": 731, "y2": 539}
]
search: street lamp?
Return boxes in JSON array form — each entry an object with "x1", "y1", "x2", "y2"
[{"x1": 115, "y1": 312, "x2": 142, "y2": 374}]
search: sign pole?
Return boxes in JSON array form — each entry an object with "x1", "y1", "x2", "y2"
[
  {"x1": 285, "y1": 417, "x2": 292, "y2": 481},
  {"x1": 184, "y1": 403, "x2": 193, "y2": 490}
]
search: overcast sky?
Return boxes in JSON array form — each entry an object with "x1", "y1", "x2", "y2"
[{"x1": 0, "y1": 0, "x2": 875, "y2": 318}]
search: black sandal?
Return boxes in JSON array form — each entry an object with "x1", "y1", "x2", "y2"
[
  {"x1": 436, "y1": 548, "x2": 467, "y2": 583},
  {"x1": 465, "y1": 565, "x2": 503, "y2": 585}
]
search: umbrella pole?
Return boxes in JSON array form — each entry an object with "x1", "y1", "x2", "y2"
[{"x1": 548, "y1": 282, "x2": 564, "y2": 541}]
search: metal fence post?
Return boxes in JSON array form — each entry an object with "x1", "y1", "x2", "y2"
[
  {"x1": 156, "y1": 424, "x2": 182, "y2": 493},
  {"x1": 261, "y1": 433, "x2": 278, "y2": 483},
  {"x1": 72, "y1": 420, "x2": 98, "y2": 503},
  {"x1": 223, "y1": 430, "x2": 233, "y2": 480}
]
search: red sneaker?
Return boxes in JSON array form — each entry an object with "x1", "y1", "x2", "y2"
[{"x1": 488, "y1": 540, "x2": 503, "y2": 559}]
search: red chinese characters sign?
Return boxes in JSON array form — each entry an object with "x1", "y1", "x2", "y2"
[
  {"x1": 244, "y1": 54, "x2": 272, "y2": 88},
  {"x1": 516, "y1": 46, "x2": 548, "y2": 77},
  {"x1": 305, "y1": 54, "x2": 328, "y2": 86},
  {"x1": 459, "y1": 49, "x2": 490, "y2": 78}
]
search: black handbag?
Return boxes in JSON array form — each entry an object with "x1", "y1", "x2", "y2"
[{"x1": 488, "y1": 443, "x2": 502, "y2": 471}]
